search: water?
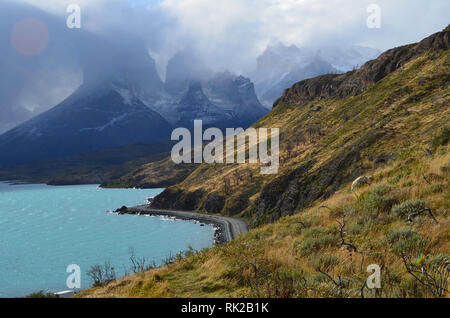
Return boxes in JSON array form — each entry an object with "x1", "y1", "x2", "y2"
[{"x1": 0, "y1": 182, "x2": 215, "y2": 297}]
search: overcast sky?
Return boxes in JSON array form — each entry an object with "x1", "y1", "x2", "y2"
[
  {"x1": 13, "y1": 0, "x2": 450, "y2": 74},
  {"x1": 1, "y1": 0, "x2": 448, "y2": 133}
]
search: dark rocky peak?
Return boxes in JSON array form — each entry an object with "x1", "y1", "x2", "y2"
[
  {"x1": 274, "y1": 27, "x2": 450, "y2": 107},
  {"x1": 178, "y1": 81, "x2": 212, "y2": 112},
  {"x1": 204, "y1": 72, "x2": 257, "y2": 105}
]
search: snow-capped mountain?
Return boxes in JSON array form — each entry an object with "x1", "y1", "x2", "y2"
[
  {"x1": 250, "y1": 44, "x2": 381, "y2": 108},
  {"x1": 0, "y1": 45, "x2": 267, "y2": 166},
  {"x1": 158, "y1": 51, "x2": 268, "y2": 129},
  {"x1": 0, "y1": 83, "x2": 173, "y2": 166}
]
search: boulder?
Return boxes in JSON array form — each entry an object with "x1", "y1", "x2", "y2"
[{"x1": 351, "y1": 176, "x2": 372, "y2": 191}]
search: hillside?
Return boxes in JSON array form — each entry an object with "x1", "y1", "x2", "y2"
[
  {"x1": 0, "y1": 142, "x2": 173, "y2": 186},
  {"x1": 79, "y1": 27, "x2": 449, "y2": 298},
  {"x1": 101, "y1": 156, "x2": 198, "y2": 189},
  {"x1": 150, "y1": 27, "x2": 449, "y2": 226}
]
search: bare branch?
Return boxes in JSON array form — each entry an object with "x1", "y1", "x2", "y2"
[
  {"x1": 338, "y1": 214, "x2": 359, "y2": 253},
  {"x1": 407, "y1": 208, "x2": 439, "y2": 224}
]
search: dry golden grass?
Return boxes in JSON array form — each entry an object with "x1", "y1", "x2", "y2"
[
  {"x1": 79, "y1": 47, "x2": 450, "y2": 299},
  {"x1": 79, "y1": 144, "x2": 449, "y2": 298}
]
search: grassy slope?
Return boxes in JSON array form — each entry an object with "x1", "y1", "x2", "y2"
[
  {"x1": 0, "y1": 142, "x2": 173, "y2": 186},
  {"x1": 79, "y1": 146, "x2": 449, "y2": 298},
  {"x1": 101, "y1": 157, "x2": 198, "y2": 189},
  {"x1": 155, "y1": 41, "x2": 449, "y2": 226},
  {"x1": 79, "y1": 36, "x2": 449, "y2": 298}
]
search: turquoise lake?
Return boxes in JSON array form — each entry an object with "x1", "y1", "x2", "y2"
[{"x1": 0, "y1": 182, "x2": 215, "y2": 297}]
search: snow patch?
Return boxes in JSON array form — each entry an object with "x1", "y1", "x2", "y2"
[{"x1": 80, "y1": 113, "x2": 128, "y2": 132}]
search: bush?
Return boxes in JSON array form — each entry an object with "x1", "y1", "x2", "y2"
[
  {"x1": 87, "y1": 262, "x2": 116, "y2": 287},
  {"x1": 392, "y1": 200, "x2": 426, "y2": 218},
  {"x1": 278, "y1": 222, "x2": 305, "y2": 237},
  {"x1": 313, "y1": 254, "x2": 340, "y2": 270},
  {"x1": 385, "y1": 228, "x2": 425, "y2": 255},
  {"x1": 295, "y1": 227, "x2": 339, "y2": 256},
  {"x1": 402, "y1": 180, "x2": 414, "y2": 187},
  {"x1": 440, "y1": 161, "x2": 450, "y2": 175},
  {"x1": 425, "y1": 183, "x2": 444, "y2": 195},
  {"x1": 265, "y1": 266, "x2": 308, "y2": 298},
  {"x1": 358, "y1": 184, "x2": 399, "y2": 218},
  {"x1": 25, "y1": 291, "x2": 59, "y2": 298},
  {"x1": 431, "y1": 127, "x2": 450, "y2": 150}
]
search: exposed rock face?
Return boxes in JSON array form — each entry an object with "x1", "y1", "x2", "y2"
[
  {"x1": 253, "y1": 131, "x2": 380, "y2": 225},
  {"x1": 150, "y1": 27, "x2": 450, "y2": 225},
  {"x1": 150, "y1": 188, "x2": 205, "y2": 211},
  {"x1": 259, "y1": 58, "x2": 338, "y2": 107},
  {"x1": 274, "y1": 29, "x2": 450, "y2": 107},
  {"x1": 250, "y1": 44, "x2": 381, "y2": 107},
  {"x1": 0, "y1": 44, "x2": 268, "y2": 166},
  {"x1": 164, "y1": 65, "x2": 269, "y2": 129},
  {"x1": 204, "y1": 193, "x2": 226, "y2": 214},
  {"x1": 175, "y1": 81, "x2": 231, "y2": 128},
  {"x1": 203, "y1": 73, "x2": 269, "y2": 128}
]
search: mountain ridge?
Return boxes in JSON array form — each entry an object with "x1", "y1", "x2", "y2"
[
  {"x1": 79, "y1": 27, "x2": 450, "y2": 299},
  {"x1": 275, "y1": 29, "x2": 450, "y2": 106},
  {"x1": 148, "y1": 26, "x2": 450, "y2": 226}
]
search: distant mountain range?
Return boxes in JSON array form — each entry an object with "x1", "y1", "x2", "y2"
[
  {"x1": 0, "y1": 43, "x2": 268, "y2": 166},
  {"x1": 152, "y1": 50, "x2": 268, "y2": 129},
  {"x1": 249, "y1": 44, "x2": 381, "y2": 107},
  {"x1": 0, "y1": 3, "x2": 380, "y2": 167}
]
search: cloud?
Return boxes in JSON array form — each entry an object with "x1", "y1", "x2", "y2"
[
  {"x1": 160, "y1": 0, "x2": 449, "y2": 72},
  {"x1": 1, "y1": 0, "x2": 448, "y2": 133},
  {"x1": 12, "y1": 0, "x2": 450, "y2": 74}
]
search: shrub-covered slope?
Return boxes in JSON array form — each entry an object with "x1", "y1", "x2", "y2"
[
  {"x1": 79, "y1": 28, "x2": 449, "y2": 298},
  {"x1": 150, "y1": 28, "x2": 449, "y2": 226}
]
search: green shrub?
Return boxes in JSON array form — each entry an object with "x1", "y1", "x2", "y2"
[
  {"x1": 402, "y1": 180, "x2": 414, "y2": 187},
  {"x1": 424, "y1": 253, "x2": 449, "y2": 268},
  {"x1": 358, "y1": 184, "x2": 399, "y2": 217},
  {"x1": 264, "y1": 266, "x2": 308, "y2": 298},
  {"x1": 392, "y1": 200, "x2": 426, "y2": 218},
  {"x1": 385, "y1": 228, "x2": 425, "y2": 255},
  {"x1": 25, "y1": 291, "x2": 59, "y2": 298},
  {"x1": 312, "y1": 254, "x2": 340, "y2": 270},
  {"x1": 425, "y1": 183, "x2": 444, "y2": 194},
  {"x1": 278, "y1": 222, "x2": 305, "y2": 237},
  {"x1": 431, "y1": 127, "x2": 450, "y2": 150},
  {"x1": 295, "y1": 227, "x2": 339, "y2": 256},
  {"x1": 440, "y1": 161, "x2": 450, "y2": 175}
]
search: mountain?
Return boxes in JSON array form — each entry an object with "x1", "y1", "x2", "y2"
[
  {"x1": 0, "y1": 142, "x2": 174, "y2": 185},
  {"x1": 0, "y1": 83, "x2": 173, "y2": 166},
  {"x1": 80, "y1": 27, "x2": 450, "y2": 299},
  {"x1": 0, "y1": 43, "x2": 175, "y2": 166},
  {"x1": 250, "y1": 44, "x2": 381, "y2": 107},
  {"x1": 0, "y1": 41, "x2": 267, "y2": 166},
  {"x1": 150, "y1": 27, "x2": 449, "y2": 223},
  {"x1": 156, "y1": 51, "x2": 269, "y2": 129}
]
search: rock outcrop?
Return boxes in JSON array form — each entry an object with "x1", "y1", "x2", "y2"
[{"x1": 274, "y1": 28, "x2": 450, "y2": 107}]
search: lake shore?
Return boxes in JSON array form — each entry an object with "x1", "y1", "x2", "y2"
[{"x1": 115, "y1": 205, "x2": 249, "y2": 244}]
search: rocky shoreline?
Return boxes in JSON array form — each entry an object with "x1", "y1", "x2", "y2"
[{"x1": 113, "y1": 205, "x2": 249, "y2": 245}]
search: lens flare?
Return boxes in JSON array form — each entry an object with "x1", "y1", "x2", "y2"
[{"x1": 10, "y1": 18, "x2": 49, "y2": 56}]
